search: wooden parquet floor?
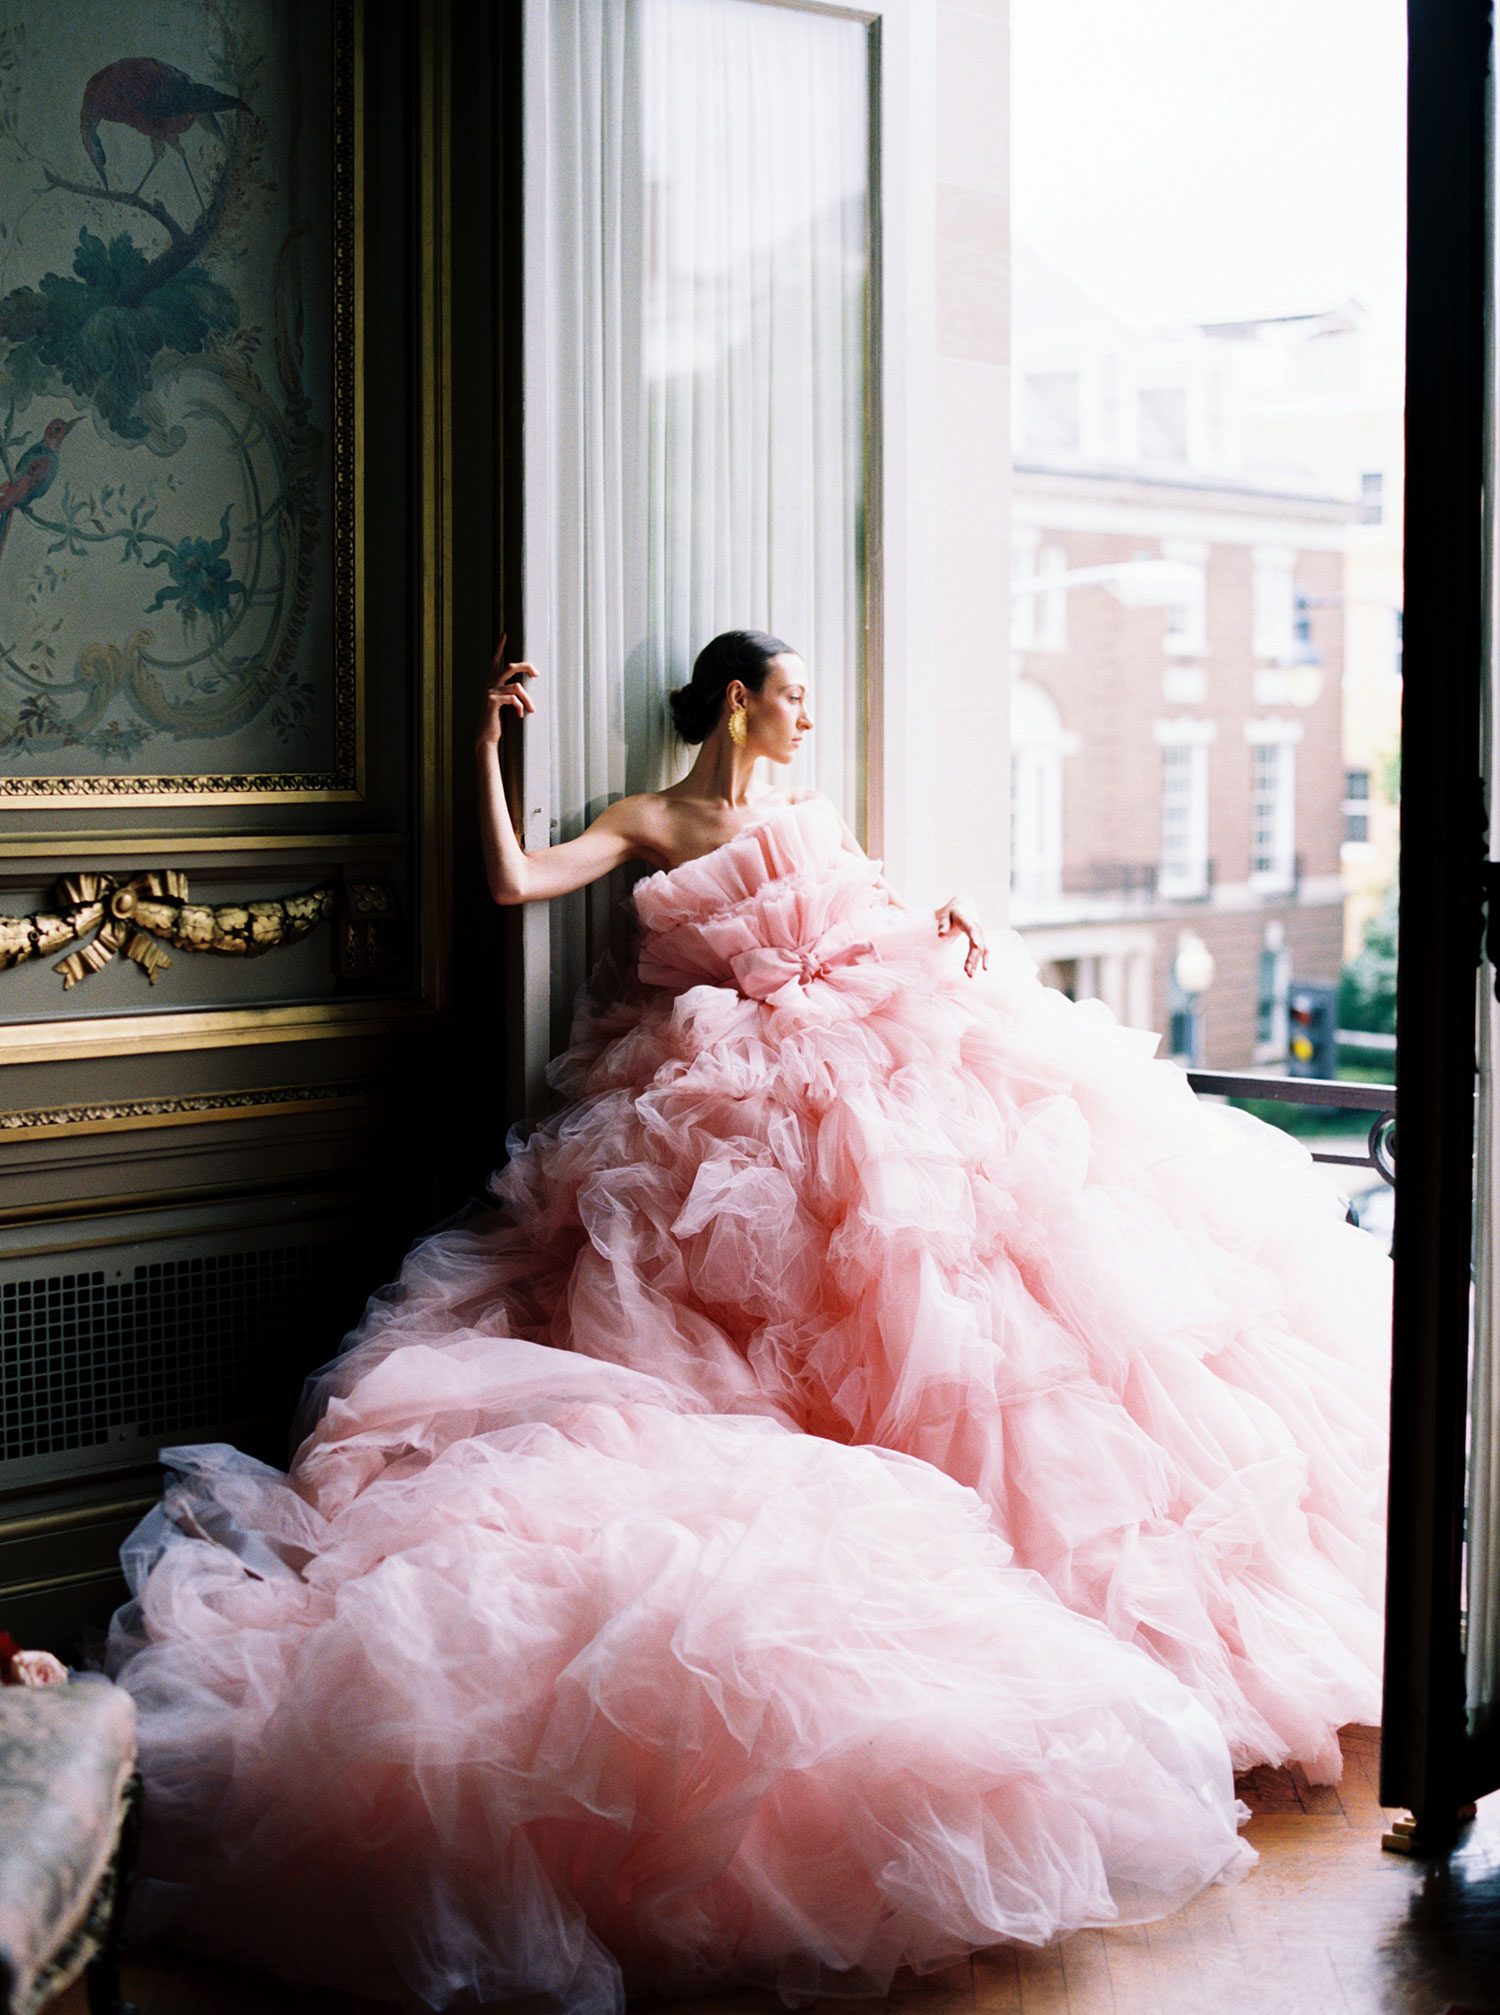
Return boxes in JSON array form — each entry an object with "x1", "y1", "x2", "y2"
[{"x1": 54, "y1": 1728, "x2": 1500, "y2": 2015}]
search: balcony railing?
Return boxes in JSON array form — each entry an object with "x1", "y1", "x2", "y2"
[
  {"x1": 1067, "y1": 861, "x2": 1227, "y2": 904},
  {"x1": 1185, "y1": 1069, "x2": 1396, "y2": 1188},
  {"x1": 1069, "y1": 861, "x2": 1158, "y2": 900}
]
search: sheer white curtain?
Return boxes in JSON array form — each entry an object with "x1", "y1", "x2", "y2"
[
  {"x1": 641, "y1": 0, "x2": 870, "y2": 804},
  {"x1": 529, "y1": 0, "x2": 871, "y2": 1050}
]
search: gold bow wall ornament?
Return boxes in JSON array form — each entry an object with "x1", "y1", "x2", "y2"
[{"x1": 0, "y1": 871, "x2": 336, "y2": 990}]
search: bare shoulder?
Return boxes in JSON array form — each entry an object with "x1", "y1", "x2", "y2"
[{"x1": 594, "y1": 791, "x2": 680, "y2": 865}]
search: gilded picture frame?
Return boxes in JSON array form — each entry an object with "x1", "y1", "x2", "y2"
[{"x1": 0, "y1": 0, "x2": 361, "y2": 805}]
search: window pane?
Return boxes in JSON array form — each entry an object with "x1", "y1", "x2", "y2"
[
  {"x1": 1139, "y1": 385, "x2": 1189, "y2": 463},
  {"x1": 1024, "y1": 371, "x2": 1081, "y2": 452},
  {"x1": 1011, "y1": 0, "x2": 1403, "y2": 1113}
]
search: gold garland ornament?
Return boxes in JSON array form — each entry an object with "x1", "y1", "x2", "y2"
[{"x1": 0, "y1": 872, "x2": 334, "y2": 991}]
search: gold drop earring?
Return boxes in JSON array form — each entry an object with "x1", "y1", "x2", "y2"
[{"x1": 728, "y1": 706, "x2": 748, "y2": 747}]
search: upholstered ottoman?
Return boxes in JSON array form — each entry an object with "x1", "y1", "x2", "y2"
[{"x1": 0, "y1": 1678, "x2": 138, "y2": 2015}]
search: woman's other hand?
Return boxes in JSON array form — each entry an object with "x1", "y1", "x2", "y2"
[
  {"x1": 936, "y1": 899, "x2": 988, "y2": 978},
  {"x1": 478, "y1": 640, "x2": 538, "y2": 747}
]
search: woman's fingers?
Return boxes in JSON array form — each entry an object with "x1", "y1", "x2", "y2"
[
  {"x1": 494, "y1": 665, "x2": 539, "y2": 709},
  {"x1": 482, "y1": 664, "x2": 540, "y2": 727},
  {"x1": 935, "y1": 898, "x2": 987, "y2": 977},
  {"x1": 478, "y1": 652, "x2": 540, "y2": 745}
]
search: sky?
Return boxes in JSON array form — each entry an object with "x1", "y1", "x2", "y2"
[{"x1": 1010, "y1": 0, "x2": 1407, "y2": 336}]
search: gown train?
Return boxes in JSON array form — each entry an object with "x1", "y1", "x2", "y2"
[{"x1": 108, "y1": 798, "x2": 1389, "y2": 2010}]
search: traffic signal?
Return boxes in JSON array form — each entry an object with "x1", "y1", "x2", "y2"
[{"x1": 1287, "y1": 981, "x2": 1338, "y2": 1080}]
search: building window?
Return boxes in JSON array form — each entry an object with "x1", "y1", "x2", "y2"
[
  {"x1": 1099, "y1": 353, "x2": 1120, "y2": 450},
  {"x1": 1250, "y1": 739, "x2": 1297, "y2": 890},
  {"x1": 1010, "y1": 679, "x2": 1070, "y2": 903},
  {"x1": 1159, "y1": 742, "x2": 1209, "y2": 898},
  {"x1": 1344, "y1": 766, "x2": 1372, "y2": 845},
  {"x1": 1252, "y1": 550, "x2": 1297, "y2": 661},
  {"x1": 1206, "y1": 371, "x2": 1226, "y2": 460},
  {"x1": 1361, "y1": 470, "x2": 1384, "y2": 522},
  {"x1": 1024, "y1": 371, "x2": 1081, "y2": 453},
  {"x1": 1293, "y1": 591, "x2": 1315, "y2": 653},
  {"x1": 1035, "y1": 543, "x2": 1068, "y2": 650},
  {"x1": 1161, "y1": 541, "x2": 1208, "y2": 657},
  {"x1": 1011, "y1": 528, "x2": 1040, "y2": 649},
  {"x1": 1138, "y1": 385, "x2": 1189, "y2": 463}
]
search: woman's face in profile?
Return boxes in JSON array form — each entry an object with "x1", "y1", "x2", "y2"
[{"x1": 750, "y1": 654, "x2": 813, "y2": 763}]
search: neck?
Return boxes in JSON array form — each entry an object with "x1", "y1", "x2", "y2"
[{"x1": 680, "y1": 731, "x2": 761, "y2": 806}]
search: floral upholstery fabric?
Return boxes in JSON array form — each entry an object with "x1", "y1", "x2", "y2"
[{"x1": 0, "y1": 1678, "x2": 136, "y2": 2015}]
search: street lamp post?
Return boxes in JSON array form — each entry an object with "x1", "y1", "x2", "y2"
[{"x1": 1172, "y1": 931, "x2": 1217, "y2": 1067}]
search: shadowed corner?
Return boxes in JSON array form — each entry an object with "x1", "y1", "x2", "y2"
[{"x1": 1381, "y1": 1795, "x2": 1500, "y2": 2015}]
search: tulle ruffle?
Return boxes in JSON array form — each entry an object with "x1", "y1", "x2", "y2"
[
  {"x1": 112, "y1": 1339, "x2": 1252, "y2": 2011},
  {"x1": 335, "y1": 798, "x2": 1388, "y2": 1779},
  {"x1": 109, "y1": 794, "x2": 1389, "y2": 2006}
]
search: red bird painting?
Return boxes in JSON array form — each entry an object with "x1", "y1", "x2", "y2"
[
  {"x1": 80, "y1": 57, "x2": 249, "y2": 206},
  {"x1": 0, "y1": 417, "x2": 80, "y2": 571}
]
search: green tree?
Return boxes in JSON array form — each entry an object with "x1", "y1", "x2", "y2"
[{"x1": 1340, "y1": 885, "x2": 1398, "y2": 1036}]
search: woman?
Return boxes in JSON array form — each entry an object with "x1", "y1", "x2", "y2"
[{"x1": 110, "y1": 630, "x2": 1387, "y2": 2012}]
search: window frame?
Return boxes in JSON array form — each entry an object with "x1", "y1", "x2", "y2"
[
  {"x1": 1153, "y1": 716, "x2": 1215, "y2": 900},
  {"x1": 1245, "y1": 718, "x2": 1302, "y2": 894}
]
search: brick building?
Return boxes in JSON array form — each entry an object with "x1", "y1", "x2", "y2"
[{"x1": 1010, "y1": 254, "x2": 1362, "y2": 1069}]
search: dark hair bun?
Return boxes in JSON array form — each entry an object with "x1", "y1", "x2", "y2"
[
  {"x1": 668, "y1": 629, "x2": 794, "y2": 743},
  {"x1": 668, "y1": 682, "x2": 716, "y2": 742}
]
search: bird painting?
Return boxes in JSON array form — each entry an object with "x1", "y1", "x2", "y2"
[
  {"x1": 0, "y1": 417, "x2": 81, "y2": 570},
  {"x1": 80, "y1": 58, "x2": 249, "y2": 207}
]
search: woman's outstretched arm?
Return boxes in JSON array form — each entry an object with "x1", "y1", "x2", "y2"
[
  {"x1": 477, "y1": 653, "x2": 651, "y2": 905},
  {"x1": 831, "y1": 806, "x2": 990, "y2": 977}
]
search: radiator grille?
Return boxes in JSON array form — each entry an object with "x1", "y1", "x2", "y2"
[{"x1": 1, "y1": 1245, "x2": 323, "y2": 1463}]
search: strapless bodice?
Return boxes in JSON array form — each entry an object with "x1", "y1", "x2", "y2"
[{"x1": 632, "y1": 797, "x2": 912, "y2": 1012}]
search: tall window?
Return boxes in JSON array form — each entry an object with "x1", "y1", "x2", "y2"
[
  {"x1": 1249, "y1": 735, "x2": 1298, "y2": 890},
  {"x1": 1024, "y1": 370, "x2": 1082, "y2": 452},
  {"x1": 1158, "y1": 739, "x2": 1210, "y2": 898},
  {"x1": 1034, "y1": 544, "x2": 1069, "y2": 650},
  {"x1": 1344, "y1": 766, "x2": 1372, "y2": 845},
  {"x1": 1138, "y1": 385, "x2": 1189, "y2": 463},
  {"x1": 1010, "y1": 678, "x2": 1070, "y2": 903},
  {"x1": 1252, "y1": 548, "x2": 1298, "y2": 661},
  {"x1": 1161, "y1": 540, "x2": 1208, "y2": 656},
  {"x1": 1011, "y1": 527, "x2": 1040, "y2": 649}
]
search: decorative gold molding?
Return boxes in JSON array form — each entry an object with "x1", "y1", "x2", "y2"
[
  {"x1": 0, "y1": 1080, "x2": 380, "y2": 1141},
  {"x1": 0, "y1": 1180, "x2": 361, "y2": 1239},
  {"x1": 0, "y1": 1495, "x2": 160, "y2": 1544},
  {"x1": 0, "y1": 997, "x2": 436, "y2": 1068},
  {"x1": 1, "y1": 832, "x2": 407, "y2": 860},
  {"x1": 1, "y1": 871, "x2": 334, "y2": 990},
  {"x1": 0, "y1": 1565, "x2": 129, "y2": 1604}
]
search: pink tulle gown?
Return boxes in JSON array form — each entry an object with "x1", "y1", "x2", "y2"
[{"x1": 109, "y1": 797, "x2": 1389, "y2": 2013}]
